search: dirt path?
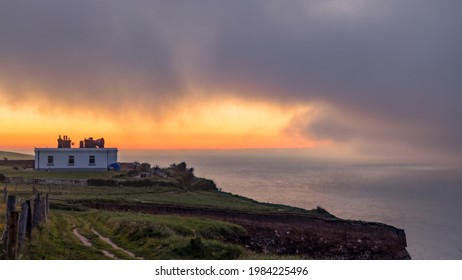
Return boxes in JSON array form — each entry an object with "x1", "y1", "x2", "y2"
[
  {"x1": 72, "y1": 226, "x2": 117, "y2": 259},
  {"x1": 91, "y1": 228, "x2": 142, "y2": 259},
  {"x1": 72, "y1": 228, "x2": 92, "y2": 247},
  {"x1": 101, "y1": 250, "x2": 116, "y2": 259},
  {"x1": 71, "y1": 222, "x2": 141, "y2": 260}
]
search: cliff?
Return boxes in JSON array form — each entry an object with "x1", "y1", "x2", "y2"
[{"x1": 79, "y1": 201, "x2": 410, "y2": 259}]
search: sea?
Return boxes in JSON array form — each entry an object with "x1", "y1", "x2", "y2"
[{"x1": 118, "y1": 149, "x2": 462, "y2": 260}]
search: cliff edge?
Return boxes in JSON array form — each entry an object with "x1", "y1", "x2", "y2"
[{"x1": 82, "y1": 201, "x2": 411, "y2": 259}]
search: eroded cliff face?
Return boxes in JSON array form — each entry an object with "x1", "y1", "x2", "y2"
[
  {"x1": 79, "y1": 201, "x2": 410, "y2": 260},
  {"x1": 238, "y1": 216, "x2": 410, "y2": 259}
]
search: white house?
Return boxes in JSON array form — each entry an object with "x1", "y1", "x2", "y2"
[{"x1": 34, "y1": 135, "x2": 118, "y2": 171}]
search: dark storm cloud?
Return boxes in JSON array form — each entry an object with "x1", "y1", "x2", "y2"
[
  {"x1": 0, "y1": 0, "x2": 181, "y2": 108},
  {"x1": 0, "y1": 0, "x2": 461, "y2": 160}
]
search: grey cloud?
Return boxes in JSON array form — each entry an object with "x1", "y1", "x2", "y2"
[
  {"x1": 0, "y1": 0, "x2": 181, "y2": 108},
  {"x1": 207, "y1": 0, "x2": 462, "y2": 160}
]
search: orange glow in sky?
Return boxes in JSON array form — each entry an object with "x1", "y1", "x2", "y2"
[{"x1": 0, "y1": 95, "x2": 319, "y2": 150}]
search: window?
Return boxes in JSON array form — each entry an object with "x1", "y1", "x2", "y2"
[
  {"x1": 89, "y1": 155, "x2": 95, "y2": 165},
  {"x1": 47, "y1": 155, "x2": 54, "y2": 165},
  {"x1": 68, "y1": 155, "x2": 75, "y2": 166}
]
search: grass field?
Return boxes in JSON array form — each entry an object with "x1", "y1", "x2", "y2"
[
  {"x1": 20, "y1": 209, "x2": 248, "y2": 260},
  {"x1": 0, "y1": 165, "x2": 309, "y2": 214},
  {"x1": 0, "y1": 165, "x2": 117, "y2": 180},
  {"x1": 0, "y1": 166, "x2": 315, "y2": 259}
]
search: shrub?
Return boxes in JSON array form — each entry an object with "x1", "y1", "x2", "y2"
[
  {"x1": 87, "y1": 178, "x2": 180, "y2": 188},
  {"x1": 140, "y1": 163, "x2": 151, "y2": 172},
  {"x1": 87, "y1": 179, "x2": 117, "y2": 186},
  {"x1": 175, "y1": 237, "x2": 243, "y2": 259},
  {"x1": 114, "y1": 220, "x2": 172, "y2": 240},
  {"x1": 315, "y1": 206, "x2": 337, "y2": 219},
  {"x1": 0, "y1": 173, "x2": 5, "y2": 182},
  {"x1": 127, "y1": 170, "x2": 140, "y2": 177},
  {"x1": 190, "y1": 178, "x2": 217, "y2": 191}
]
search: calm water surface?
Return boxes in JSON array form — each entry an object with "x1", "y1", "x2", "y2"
[{"x1": 119, "y1": 149, "x2": 462, "y2": 259}]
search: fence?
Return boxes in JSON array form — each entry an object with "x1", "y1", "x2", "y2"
[{"x1": 2, "y1": 186, "x2": 49, "y2": 260}]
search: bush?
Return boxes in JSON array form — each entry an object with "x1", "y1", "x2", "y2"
[
  {"x1": 127, "y1": 170, "x2": 140, "y2": 177},
  {"x1": 114, "y1": 220, "x2": 172, "y2": 240},
  {"x1": 87, "y1": 179, "x2": 118, "y2": 186},
  {"x1": 140, "y1": 163, "x2": 151, "y2": 172},
  {"x1": 175, "y1": 237, "x2": 242, "y2": 259},
  {"x1": 87, "y1": 178, "x2": 180, "y2": 188},
  {"x1": 315, "y1": 206, "x2": 337, "y2": 219},
  {"x1": 0, "y1": 173, "x2": 5, "y2": 182},
  {"x1": 191, "y1": 178, "x2": 217, "y2": 191}
]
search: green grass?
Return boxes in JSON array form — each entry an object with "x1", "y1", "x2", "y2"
[
  {"x1": 84, "y1": 210, "x2": 246, "y2": 259},
  {"x1": 19, "y1": 209, "x2": 248, "y2": 260},
  {"x1": 0, "y1": 165, "x2": 120, "y2": 180},
  {"x1": 67, "y1": 191, "x2": 306, "y2": 213},
  {"x1": 5, "y1": 182, "x2": 321, "y2": 217},
  {"x1": 1, "y1": 185, "x2": 310, "y2": 260},
  {"x1": 20, "y1": 212, "x2": 110, "y2": 260}
]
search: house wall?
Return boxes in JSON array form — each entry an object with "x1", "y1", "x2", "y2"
[{"x1": 34, "y1": 148, "x2": 118, "y2": 171}]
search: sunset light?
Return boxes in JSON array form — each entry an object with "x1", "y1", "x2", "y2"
[{"x1": 0, "y1": 94, "x2": 316, "y2": 150}]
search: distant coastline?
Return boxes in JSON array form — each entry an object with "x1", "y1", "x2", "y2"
[{"x1": 0, "y1": 150, "x2": 34, "y2": 160}]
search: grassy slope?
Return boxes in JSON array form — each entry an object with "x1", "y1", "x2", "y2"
[
  {"x1": 0, "y1": 165, "x2": 117, "y2": 180},
  {"x1": 1, "y1": 167, "x2": 323, "y2": 259},
  {"x1": 0, "y1": 151, "x2": 34, "y2": 160},
  {"x1": 1, "y1": 165, "x2": 311, "y2": 214},
  {"x1": 21, "y1": 209, "x2": 247, "y2": 260}
]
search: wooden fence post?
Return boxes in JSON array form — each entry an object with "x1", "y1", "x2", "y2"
[
  {"x1": 32, "y1": 179, "x2": 37, "y2": 196},
  {"x1": 33, "y1": 193, "x2": 41, "y2": 228},
  {"x1": 26, "y1": 200, "x2": 32, "y2": 240},
  {"x1": 7, "y1": 195, "x2": 17, "y2": 209},
  {"x1": 2, "y1": 185, "x2": 7, "y2": 203},
  {"x1": 5, "y1": 195, "x2": 17, "y2": 229},
  {"x1": 3, "y1": 195, "x2": 17, "y2": 246},
  {"x1": 6, "y1": 211, "x2": 19, "y2": 260},
  {"x1": 41, "y1": 195, "x2": 47, "y2": 224},
  {"x1": 45, "y1": 194, "x2": 49, "y2": 220},
  {"x1": 18, "y1": 202, "x2": 29, "y2": 249}
]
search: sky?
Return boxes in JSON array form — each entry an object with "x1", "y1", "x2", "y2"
[{"x1": 0, "y1": 1, "x2": 461, "y2": 163}]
